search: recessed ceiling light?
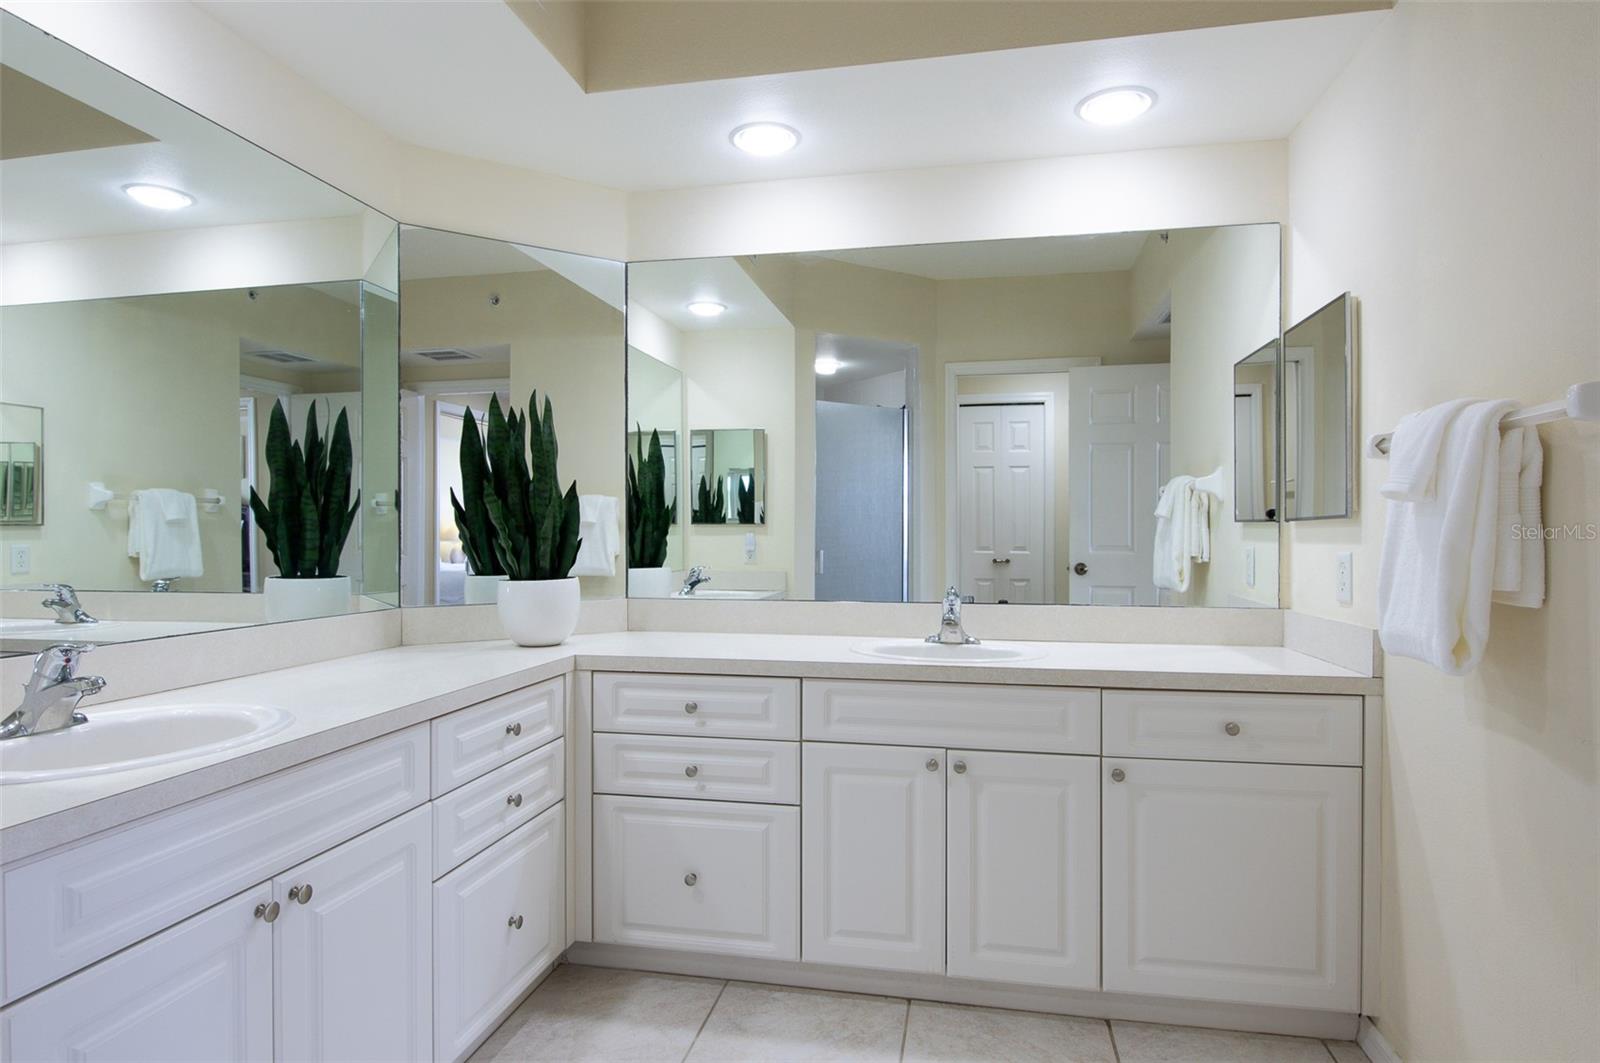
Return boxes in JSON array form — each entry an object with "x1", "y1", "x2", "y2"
[
  {"x1": 814, "y1": 355, "x2": 841, "y2": 376},
  {"x1": 730, "y1": 122, "x2": 800, "y2": 157},
  {"x1": 686, "y1": 300, "x2": 727, "y2": 318},
  {"x1": 1075, "y1": 86, "x2": 1157, "y2": 126},
  {"x1": 123, "y1": 183, "x2": 195, "y2": 210}
]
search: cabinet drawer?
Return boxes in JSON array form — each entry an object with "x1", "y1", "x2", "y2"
[
  {"x1": 803, "y1": 679, "x2": 1099, "y2": 754},
  {"x1": 434, "y1": 739, "x2": 565, "y2": 876},
  {"x1": 594, "y1": 734, "x2": 798, "y2": 804},
  {"x1": 433, "y1": 676, "x2": 564, "y2": 794},
  {"x1": 435, "y1": 803, "x2": 564, "y2": 1063},
  {"x1": 2, "y1": 725, "x2": 429, "y2": 1004},
  {"x1": 594, "y1": 673, "x2": 798, "y2": 740},
  {"x1": 1103, "y1": 690, "x2": 1362, "y2": 765},
  {"x1": 594, "y1": 796, "x2": 798, "y2": 960}
]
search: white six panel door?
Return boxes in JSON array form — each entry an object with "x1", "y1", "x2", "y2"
[
  {"x1": 1102, "y1": 758, "x2": 1362, "y2": 1011},
  {"x1": 274, "y1": 806, "x2": 433, "y2": 1063},
  {"x1": 956, "y1": 403, "x2": 1048, "y2": 604},
  {"x1": 946, "y1": 751, "x2": 1100, "y2": 989},
  {"x1": 801, "y1": 743, "x2": 945, "y2": 973}
]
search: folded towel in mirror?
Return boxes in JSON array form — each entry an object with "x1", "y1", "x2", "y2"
[{"x1": 127, "y1": 489, "x2": 204, "y2": 582}]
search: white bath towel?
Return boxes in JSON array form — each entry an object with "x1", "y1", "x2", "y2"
[
  {"x1": 571, "y1": 494, "x2": 621, "y2": 577},
  {"x1": 1381, "y1": 398, "x2": 1476, "y2": 501},
  {"x1": 1153, "y1": 475, "x2": 1216, "y2": 593},
  {"x1": 1491, "y1": 427, "x2": 1524, "y2": 593},
  {"x1": 127, "y1": 489, "x2": 204, "y2": 582},
  {"x1": 1493, "y1": 426, "x2": 1545, "y2": 608},
  {"x1": 1378, "y1": 399, "x2": 1515, "y2": 674}
]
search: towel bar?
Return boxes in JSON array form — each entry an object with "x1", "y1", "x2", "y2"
[
  {"x1": 1367, "y1": 380, "x2": 1600, "y2": 458},
  {"x1": 87, "y1": 482, "x2": 227, "y2": 513}
]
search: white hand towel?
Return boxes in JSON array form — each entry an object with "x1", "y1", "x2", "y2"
[
  {"x1": 1381, "y1": 398, "x2": 1477, "y2": 501},
  {"x1": 1153, "y1": 475, "x2": 1196, "y2": 592},
  {"x1": 127, "y1": 489, "x2": 204, "y2": 582},
  {"x1": 1494, "y1": 427, "x2": 1545, "y2": 608},
  {"x1": 1492, "y1": 427, "x2": 1524, "y2": 593},
  {"x1": 1378, "y1": 399, "x2": 1515, "y2": 675},
  {"x1": 571, "y1": 494, "x2": 620, "y2": 577}
]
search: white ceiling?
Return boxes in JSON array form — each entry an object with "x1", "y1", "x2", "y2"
[
  {"x1": 0, "y1": 12, "x2": 364, "y2": 245},
  {"x1": 628, "y1": 258, "x2": 790, "y2": 332},
  {"x1": 818, "y1": 333, "x2": 919, "y2": 387},
  {"x1": 197, "y1": 2, "x2": 1387, "y2": 192},
  {"x1": 811, "y1": 231, "x2": 1152, "y2": 280}
]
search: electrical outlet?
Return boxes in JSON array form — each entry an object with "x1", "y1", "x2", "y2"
[
  {"x1": 1336, "y1": 551, "x2": 1354, "y2": 605},
  {"x1": 8, "y1": 543, "x2": 30, "y2": 576},
  {"x1": 1244, "y1": 546, "x2": 1257, "y2": 588}
]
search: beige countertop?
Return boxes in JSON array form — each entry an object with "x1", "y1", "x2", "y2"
[{"x1": 0, "y1": 631, "x2": 1376, "y2": 862}]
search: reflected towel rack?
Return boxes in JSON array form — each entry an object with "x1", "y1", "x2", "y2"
[
  {"x1": 1367, "y1": 380, "x2": 1600, "y2": 458},
  {"x1": 87, "y1": 482, "x2": 226, "y2": 513}
]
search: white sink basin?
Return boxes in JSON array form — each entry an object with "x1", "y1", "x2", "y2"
[
  {"x1": 0, "y1": 702, "x2": 292, "y2": 784},
  {"x1": 853, "y1": 640, "x2": 1045, "y2": 663}
]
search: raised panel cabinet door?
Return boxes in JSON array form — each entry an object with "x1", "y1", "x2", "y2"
[
  {"x1": 946, "y1": 751, "x2": 1099, "y2": 989},
  {"x1": 274, "y1": 806, "x2": 433, "y2": 1063},
  {"x1": 434, "y1": 804, "x2": 565, "y2": 1063},
  {"x1": 801, "y1": 743, "x2": 945, "y2": 973},
  {"x1": 1102, "y1": 758, "x2": 1362, "y2": 1011},
  {"x1": 0, "y1": 884, "x2": 273, "y2": 1063}
]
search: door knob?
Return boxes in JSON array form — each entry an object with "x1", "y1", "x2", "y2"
[
  {"x1": 289, "y1": 883, "x2": 313, "y2": 904},
  {"x1": 255, "y1": 901, "x2": 280, "y2": 923},
  {"x1": 925, "y1": 758, "x2": 939, "y2": 772},
  {"x1": 1224, "y1": 721, "x2": 1242, "y2": 736},
  {"x1": 991, "y1": 557, "x2": 1011, "y2": 565},
  {"x1": 1073, "y1": 562, "x2": 1088, "y2": 576}
]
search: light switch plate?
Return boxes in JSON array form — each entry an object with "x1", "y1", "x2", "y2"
[
  {"x1": 743, "y1": 532, "x2": 756, "y2": 563},
  {"x1": 1244, "y1": 546, "x2": 1257, "y2": 588},
  {"x1": 9, "y1": 543, "x2": 30, "y2": 575},
  {"x1": 1336, "y1": 551, "x2": 1354, "y2": 605}
]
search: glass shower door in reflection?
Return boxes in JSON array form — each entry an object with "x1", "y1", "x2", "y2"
[{"x1": 814, "y1": 401, "x2": 908, "y2": 602}]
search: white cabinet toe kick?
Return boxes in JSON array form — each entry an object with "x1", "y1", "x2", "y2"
[{"x1": 584, "y1": 672, "x2": 1373, "y2": 1041}]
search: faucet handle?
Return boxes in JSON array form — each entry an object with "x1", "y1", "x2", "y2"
[{"x1": 34, "y1": 642, "x2": 94, "y2": 678}]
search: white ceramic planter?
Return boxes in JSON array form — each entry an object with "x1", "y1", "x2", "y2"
[
  {"x1": 627, "y1": 565, "x2": 674, "y2": 599},
  {"x1": 497, "y1": 577, "x2": 580, "y2": 646},
  {"x1": 463, "y1": 573, "x2": 508, "y2": 605},
  {"x1": 264, "y1": 575, "x2": 352, "y2": 622}
]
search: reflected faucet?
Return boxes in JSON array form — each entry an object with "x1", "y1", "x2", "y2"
[
  {"x1": 1, "y1": 643, "x2": 106, "y2": 740},
  {"x1": 680, "y1": 566, "x2": 712, "y2": 596},
  {"x1": 27, "y1": 584, "x2": 97, "y2": 625},
  {"x1": 926, "y1": 586, "x2": 979, "y2": 645}
]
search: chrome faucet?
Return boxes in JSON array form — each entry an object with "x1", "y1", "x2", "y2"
[
  {"x1": 926, "y1": 586, "x2": 979, "y2": 645},
  {"x1": 27, "y1": 583, "x2": 97, "y2": 625},
  {"x1": 1, "y1": 643, "x2": 106, "y2": 740},
  {"x1": 681, "y1": 566, "x2": 712, "y2": 596}
]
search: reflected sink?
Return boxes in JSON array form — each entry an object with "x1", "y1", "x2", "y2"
[
  {"x1": 853, "y1": 640, "x2": 1046, "y2": 663},
  {"x1": 0, "y1": 703, "x2": 292, "y2": 784}
]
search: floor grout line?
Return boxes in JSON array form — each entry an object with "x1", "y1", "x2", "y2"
[
  {"x1": 1320, "y1": 1038, "x2": 1340, "y2": 1062},
  {"x1": 680, "y1": 979, "x2": 729, "y2": 1063},
  {"x1": 897, "y1": 998, "x2": 911, "y2": 1062},
  {"x1": 1107, "y1": 1018, "x2": 1122, "y2": 1063}
]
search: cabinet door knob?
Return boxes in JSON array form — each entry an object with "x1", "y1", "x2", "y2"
[
  {"x1": 684, "y1": 701, "x2": 699, "y2": 715},
  {"x1": 255, "y1": 901, "x2": 280, "y2": 923},
  {"x1": 1224, "y1": 721, "x2": 1241, "y2": 736},
  {"x1": 684, "y1": 764, "x2": 699, "y2": 778},
  {"x1": 507, "y1": 792, "x2": 523, "y2": 808},
  {"x1": 952, "y1": 760, "x2": 967, "y2": 774},
  {"x1": 1110, "y1": 768, "x2": 1126, "y2": 783},
  {"x1": 508, "y1": 914, "x2": 524, "y2": 930},
  {"x1": 684, "y1": 872, "x2": 698, "y2": 887},
  {"x1": 505, "y1": 721, "x2": 522, "y2": 737},
  {"x1": 288, "y1": 883, "x2": 313, "y2": 904},
  {"x1": 925, "y1": 757, "x2": 940, "y2": 772}
]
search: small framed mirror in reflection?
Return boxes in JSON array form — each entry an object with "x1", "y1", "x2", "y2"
[
  {"x1": 1233, "y1": 339, "x2": 1281, "y2": 523},
  {"x1": 690, "y1": 429, "x2": 767, "y2": 526},
  {"x1": 0, "y1": 403, "x2": 44, "y2": 526},
  {"x1": 1283, "y1": 292, "x2": 1355, "y2": 521}
]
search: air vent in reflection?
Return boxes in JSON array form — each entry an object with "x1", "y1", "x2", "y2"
[
  {"x1": 250, "y1": 350, "x2": 315, "y2": 364},
  {"x1": 413, "y1": 348, "x2": 477, "y2": 362}
]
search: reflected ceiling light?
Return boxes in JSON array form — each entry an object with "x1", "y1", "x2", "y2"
[
  {"x1": 730, "y1": 122, "x2": 800, "y2": 157},
  {"x1": 1075, "y1": 86, "x2": 1156, "y2": 126},
  {"x1": 814, "y1": 355, "x2": 841, "y2": 376},
  {"x1": 686, "y1": 300, "x2": 726, "y2": 318},
  {"x1": 122, "y1": 183, "x2": 195, "y2": 210}
]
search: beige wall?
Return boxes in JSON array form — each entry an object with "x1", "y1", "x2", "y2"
[{"x1": 1285, "y1": 2, "x2": 1599, "y2": 1059}]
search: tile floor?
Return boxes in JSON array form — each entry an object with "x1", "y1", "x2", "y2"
[{"x1": 469, "y1": 964, "x2": 1373, "y2": 1063}]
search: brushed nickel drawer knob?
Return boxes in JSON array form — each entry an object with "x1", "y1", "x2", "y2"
[
  {"x1": 685, "y1": 764, "x2": 699, "y2": 778},
  {"x1": 1110, "y1": 768, "x2": 1126, "y2": 783},
  {"x1": 508, "y1": 914, "x2": 524, "y2": 930},
  {"x1": 684, "y1": 872, "x2": 698, "y2": 887},
  {"x1": 289, "y1": 883, "x2": 313, "y2": 904},
  {"x1": 952, "y1": 760, "x2": 967, "y2": 774},
  {"x1": 925, "y1": 758, "x2": 939, "y2": 772},
  {"x1": 1224, "y1": 721, "x2": 1241, "y2": 736},
  {"x1": 507, "y1": 792, "x2": 523, "y2": 808},
  {"x1": 505, "y1": 721, "x2": 522, "y2": 737},
  {"x1": 255, "y1": 901, "x2": 280, "y2": 923},
  {"x1": 684, "y1": 701, "x2": 699, "y2": 715}
]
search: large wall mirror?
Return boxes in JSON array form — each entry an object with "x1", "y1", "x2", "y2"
[
  {"x1": 0, "y1": 11, "x2": 399, "y2": 650},
  {"x1": 627, "y1": 223, "x2": 1282, "y2": 607},
  {"x1": 397, "y1": 226, "x2": 625, "y2": 606},
  {"x1": 1283, "y1": 292, "x2": 1354, "y2": 520}
]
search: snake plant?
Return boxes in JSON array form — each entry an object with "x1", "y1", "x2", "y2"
[
  {"x1": 447, "y1": 406, "x2": 505, "y2": 576},
  {"x1": 626, "y1": 425, "x2": 675, "y2": 568},
  {"x1": 692, "y1": 473, "x2": 724, "y2": 524},
  {"x1": 248, "y1": 401, "x2": 360, "y2": 579},
  {"x1": 478, "y1": 391, "x2": 582, "y2": 581},
  {"x1": 736, "y1": 475, "x2": 756, "y2": 524}
]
